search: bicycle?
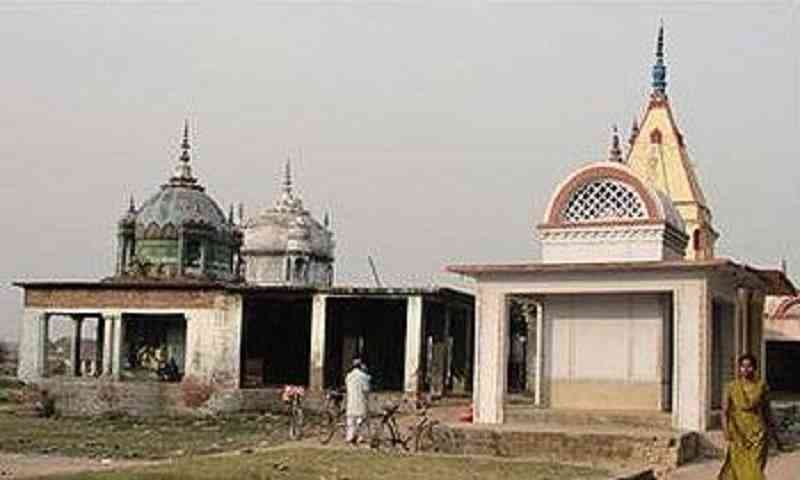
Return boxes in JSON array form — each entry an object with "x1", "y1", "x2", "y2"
[
  {"x1": 409, "y1": 401, "x2": 456, "y2": 453},
  {"x1": 318, "y1": 389, "x2": 347, "y2": 444},
  {"x1": 282, "y1": 385, "x2": 306, "y2": 440},
  {"x1": 370, "y1": 401, "x2": 411, "y2": 452}
]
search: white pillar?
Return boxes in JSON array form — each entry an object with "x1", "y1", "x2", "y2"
[
  {"x1": 673, "y1": 281, "x2": 709, "y2": 431},
  {"x1": 102, "y1": 315, "x2": 115, "y2": 377},
  {"x1": 111, "y1": 315, "x2": 125, "y2": 381},
  {"x1": 404, "y1": 295, "x2": 424, "y2": 394},
  {"x1": 473, "y1": 290, "x2": 508, "y2": 424},
  {"x1": 309, "y1": 294, "x2": 327, "y2": 391},
  {"x1": 19, "y1": 310, "x2": 49, "y2": 382}
]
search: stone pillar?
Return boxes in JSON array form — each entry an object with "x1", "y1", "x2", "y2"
[
  {"x1": 404, "y1": 295, "x2": 424, "y2": 394},
  {"x1": 69, "y1": 316, "x2": 83, "y2": 377},
  {"x1": 111, "y1": 315, "x2": 125, "y2": 381},
  {"x1": 473, "y1": 290, "x2": 508, "y2": 424},
  {"x1": 309, "y1": 294, "x2": 327, "y2": 391}
]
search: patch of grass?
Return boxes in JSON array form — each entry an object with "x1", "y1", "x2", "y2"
[
  {"x1": 42, "y1": 446, "x2": 610, "y2": 480},
  {"x1": 0, "y1": 411, "x2": 290, "y2": 460}
]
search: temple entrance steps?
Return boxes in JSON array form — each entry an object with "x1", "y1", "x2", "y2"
[{"x1": 504, "y1": 404, "x2": 673, "y2": 431}]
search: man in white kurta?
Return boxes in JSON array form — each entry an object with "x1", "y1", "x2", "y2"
[{"x1": 345, "y1": 358, "x2": 371, "y2": 443}]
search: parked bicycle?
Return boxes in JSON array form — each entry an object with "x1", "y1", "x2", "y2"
[
  {"x1": 370, "y1": 398, "x2": 455, "y2": 454},
  {"x1": 409, "y1": 401, "x2": 456, "y2": 453},
  {"x1": 370, "y1": 400, "x2": 411, "y2": 451},
  {"x1": 282, "y1": 385, "x2": 306, "y2": 440},
  {"x1": 318, "y1": 389, "x2": 347, "y2": 444}
]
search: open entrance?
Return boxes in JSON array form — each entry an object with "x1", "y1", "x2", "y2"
[
  {"x1": 121, "y1": 314, "x2": 186, "y2": 382},
  {"x1": 324, "y1": 298, "x2": 406, "y2": 391},
  {"x1": 767, "y1": 341, "x2": 800, "y2": 393},
  {"x1": 241, "y1": 297, "x2": 312, "y2": 388},
  {"x1": 45, "y1": 315, "x2": 102, "y2": 377},
  {"x1": 710, "y1": 300, "x2": 736, "y2": 409}
]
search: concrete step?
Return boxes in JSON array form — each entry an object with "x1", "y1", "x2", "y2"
[
  {"x1": 505, "y1": 406, "x2": 673, "y2": 431},
  {"x1": 447, "y1": 424, "x2": 699, "y2": 468}
]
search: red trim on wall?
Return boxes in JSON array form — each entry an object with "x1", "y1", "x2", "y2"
[{"x1": 546, "y1": 166, "x2": 661, "y2": 225}]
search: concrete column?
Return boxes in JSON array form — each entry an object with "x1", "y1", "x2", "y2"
[
  {"x1": 404, "y1": 295, "x2": 424, "y2": 394},
  {"x1": 102, "y1": 315, "x2": 115, "y2": 377},
  {"x1": 473, "y1": 290, "x2": 508, "y2": 424},
  {"x1": 69, "y1": 316, "x2": 83, "y2": 377},
  {"x1": 672, "y1": 281, "x2": 709, "y2": 431},
  {"x1": 111, "y1": 315, "x2": 125, "y2": 381},
  {"x1": 309, "y1": 294, "x2": 327, "y2": 391},
  {"x1": 523, "y1": 303, "x2": 537, "y2": 398},
  {"x1": 443, "y1": 307, "x2": 452, "y2": 393}
]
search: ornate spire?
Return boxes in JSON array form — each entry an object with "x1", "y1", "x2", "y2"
[
  {"x1": 128, "y1": 194, "x2": 136, "y2": 213},
  {"x1": 168, "y1": 120, "x2": 201, "y2": 189},
  {"x1": 608, "y1": 125, "x2": 623, "y2": 162},
  {"x1": 324, "y1": 211, "x2": 330, "y2": 229},
  {"x1": 629, "y1": 116, "x2": 640, "y2": 146},
  {"x1": 275, "y1": 157, "x2": 303, "y2": 212},
  {"x1": 283, "y1": 157, "x2": 293, "y2": 196},
  {"x1": 180, "y1": 119, "x2": 190, "y2": 163},
  {"x1": 651, "y1": 21, "x2": 667, "y2": 96}
]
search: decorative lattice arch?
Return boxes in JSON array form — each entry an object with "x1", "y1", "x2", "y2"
[{"x1": 560, "y1": 179, "x2": 647, "y2": 223}]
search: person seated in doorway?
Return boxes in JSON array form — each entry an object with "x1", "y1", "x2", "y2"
[{"x1": 345, "y1": 358, "x2": 371, "y2": 445}]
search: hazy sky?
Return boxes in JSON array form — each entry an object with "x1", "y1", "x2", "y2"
[{"x1": 1, "y1": 1, "x2": 799, "y2": 342}]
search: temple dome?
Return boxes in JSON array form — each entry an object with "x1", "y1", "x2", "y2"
[
  {"x1": 542, "y1": 160, "x2": 686, "y2": 233},
  {"x1": 136, "y1": 185, "x2": 229, "y2": 236},
  {"x1": 537, "y1": 136, "x2": 688, "y2": 264},
  {"x1": 114, "y1": 123, "x2": 242, "y2": 281},
  {"x1": 241, "y1": 160, "x2": 335, "y2": 286}
]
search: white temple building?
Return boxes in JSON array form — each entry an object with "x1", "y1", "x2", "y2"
[{"x1": 448, "y1": 27, "x2": 794, "y2": 432}]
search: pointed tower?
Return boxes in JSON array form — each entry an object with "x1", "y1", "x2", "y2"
[{"x1": 626, "y1": 24, "x2": 718, "y2": 260}]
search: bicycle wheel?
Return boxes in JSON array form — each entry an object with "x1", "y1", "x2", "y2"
[
  {"x1": 413, "y1": 422, "x2": 435, "y2": 453},
  {"x1": 318, "y1": 411, "x2": 337, "y2": 444},
  {"x1": 415, "y1": 421, "x2": 452, "y2": 453},
  {"x1": 289, "y1": 405, "x2": 304, "y2": 440},
  {"x1": 372, "y1": 420, "x2": 407, "y2": 452},
  {"x1": 429, "y1": 424, "x2": 455, "y2": 453}
]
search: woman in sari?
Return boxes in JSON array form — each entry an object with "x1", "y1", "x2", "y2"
[{"x1": 718, "y1": 353, "x2": 782, "y2": 480}]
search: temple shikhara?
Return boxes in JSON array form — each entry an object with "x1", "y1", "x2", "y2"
[{"x1": 12, "y1": 26, "x2": 796, "y2": 438}]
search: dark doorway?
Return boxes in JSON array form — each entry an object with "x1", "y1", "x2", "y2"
[
  {"x1": 324, "y1": 298, "x2": 406, "y2": 391},
  {"x1": 767, "y1": 341, "x2": 800, "y2": 393},
  {"x1": 241, "y1": 296, "x2": 312, "y2": 387}
]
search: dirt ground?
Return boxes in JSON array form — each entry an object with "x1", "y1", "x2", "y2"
[{"x1": 0, "y1": 452, "x2": 165, "y2": 479}]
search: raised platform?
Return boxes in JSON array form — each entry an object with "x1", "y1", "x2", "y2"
[{"x1": 429, "y1": 404, "x2": 698, "y2": 470}]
